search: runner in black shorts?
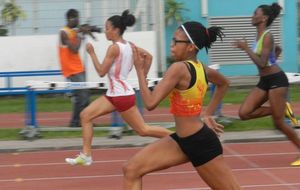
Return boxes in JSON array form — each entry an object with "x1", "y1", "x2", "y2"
[
  {"x1": 233, "y1": 3, "x2": 300, "y2": 166},
  {"x1": 123, "y1": 21, "x2": 241, "y2": 190}
]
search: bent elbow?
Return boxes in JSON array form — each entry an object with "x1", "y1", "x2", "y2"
[
  {"x1": 98, "y1": 70, "x2": 106, "y2": 77},
  {"x1": 224, "y1": 79, "x2": 230, "y2": 89},
  {"x1": 145, "y1": 102, "x2": 157, "y2": 111},
  {"x1": 146, "y1": 106, "x2": 155, "y2": 111}
]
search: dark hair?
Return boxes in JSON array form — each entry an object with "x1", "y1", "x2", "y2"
[
  {"x1": 66, "y1": 9, "x2": 79, "y2": 19},
  {"x1": 107, "y1": 10, "x2": 135, "y2": 35},
  {"x1": 258, "y1": 3, "x2": 282, "y2": 27},
  {"x1": 180, "y1": 21, "x2": 224, "y2": 53}
]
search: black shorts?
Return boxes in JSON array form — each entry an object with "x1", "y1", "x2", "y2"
[
  {"x1": 170, "y1": 124, "x2": 223, "y2": 167},
  {"x1": 256, "y1": 71, "x2": 289, "y2": 91}
]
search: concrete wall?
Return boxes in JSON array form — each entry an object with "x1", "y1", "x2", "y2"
[{"x1": 0, "y1": 31, "x2": 157, "y2": 88}]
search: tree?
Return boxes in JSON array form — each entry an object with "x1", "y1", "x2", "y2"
[
  {"x1": 0, "y1": 24, "x2": 7, "y2": 36},
  {"x1": 1, "y1": 0, "x2": 26, "y2": 35},
  {"x1": 165, "y1": 0, "x2": 188, "y2": 26}
]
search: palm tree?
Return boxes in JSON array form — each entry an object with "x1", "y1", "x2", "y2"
[
  {"x1": 1, "y1": 0, "x2": 26, "y2": 35},
  {"x1": 0, "y1": 24, "x2": 7, "y2": 36},
  {"x1": 165, "y1": 0, "x2": 188, "y2": 25}
]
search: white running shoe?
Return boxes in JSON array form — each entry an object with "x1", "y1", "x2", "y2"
[{"x1": 65, "y1": 152, "x2": 93, "y2": 166}]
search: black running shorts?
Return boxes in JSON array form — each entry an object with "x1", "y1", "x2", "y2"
[
  {"x1": 256, "y1": 71, "x2": 289, "y2": 91},
  {"x1": 170, "y1": 124, "x2": 223, "y2": 167}
]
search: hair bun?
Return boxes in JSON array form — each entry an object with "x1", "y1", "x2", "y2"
[
  {"x1": 270, "y1": 3, "x2": 282, "y2": 18},
  {"x1": 121, "y1": 9, "x2": 135, "y2": 27}
]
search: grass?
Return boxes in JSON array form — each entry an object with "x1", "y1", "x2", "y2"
[
  {"x1": 220, "y1": 117, "x2": 274, "y2": 131},
  {"x1": 0, "y1": 85, "x2": 299, "y2": 140}
]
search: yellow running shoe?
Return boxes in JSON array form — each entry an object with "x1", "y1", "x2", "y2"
[
  {"x1": 290, "y1": 157, "x2": 300, "y2": 166},
  {"x1": 285, "y1": 102, "x2": 299, "y2": 127}
]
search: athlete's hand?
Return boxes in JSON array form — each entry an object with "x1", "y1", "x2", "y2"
[
  {"x1": 86, "y1": 43, "x2": 95, "y2": 54},
  {"x1": 232, "y1": 38, "x2": 249, "y2": 51},
  {"x1": 203, "y1": 116, "x2": 224, "y2": 137},
  {"x1": 131, "y1": 43, "x2": 145, "y2": 72},
  {"x1": 275, "y1": 45, "x2": 282, "y2": 59}
]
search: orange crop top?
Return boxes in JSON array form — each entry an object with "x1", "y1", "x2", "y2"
[
  {"x1": 58, "y1": 26, "x2": 84, "y2": 78},
  {"x1": 169, "y1": 60, "x2": 208, "y2": 116}
]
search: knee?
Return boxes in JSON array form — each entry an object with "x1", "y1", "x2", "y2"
[
  {"x1": 238, "y1": 111, "x2": 249, "y2": 120},
  {"x1": 80, "y1": 109, "x2": 90, "y2": 123},
  {"x1": 122, "y1": 160, "x2": 141, "y2": 180},
  {"x1": 134, "y1": 125, "x2": 149, "y2": 137},
  {"x1": 272, "y1": 117, "x2": 285, "y2": 130},
  {"x1": 134, "y1": 127, "x2": 149, "y2": 137}
]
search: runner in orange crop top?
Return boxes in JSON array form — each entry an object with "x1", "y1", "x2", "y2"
[
  {"x1": 124, "y1": 21, "x2": 241, "y2": 190},
  {"x1": 169, "y1": 60, "x2": 208, "y2": 116}
]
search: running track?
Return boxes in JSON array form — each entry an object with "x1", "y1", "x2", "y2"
[
  {"x1": 1, "y1": 103, "x2": 300, "y2": 128},
  {"x1": 1, "y1": 141, "x2": 300, "y2": 190}
]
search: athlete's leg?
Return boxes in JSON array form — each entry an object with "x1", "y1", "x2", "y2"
[
  {"x1": 80, "y1": 96, "x2": 115, "y2": 156},
  {"x1": 195, "y1": 155, "x2": 241, "y2": 190},
  {"x1": 268, "y1": 87, "x2": 300, "y2": 149},
  {"x1": 120, "y1": 106, "x2": 172, "y2": 138},
  {"x1": 123, "y1": 136, "x2": 188, "y2": 190},
  {"x1": 239, "y1": 87, "x2": 269, "y2": 120}
]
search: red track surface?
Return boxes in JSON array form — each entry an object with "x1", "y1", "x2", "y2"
[
  {"x1": 0, "y1": 141, "x2": 300, "y2": 190},
  {"x1": 1, "y1": 103, "x2": 300, "y2": 128}
]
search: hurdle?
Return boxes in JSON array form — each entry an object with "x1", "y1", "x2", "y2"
[{"x1": 23, "y1": 79, "x2": 161, "y2": 139}]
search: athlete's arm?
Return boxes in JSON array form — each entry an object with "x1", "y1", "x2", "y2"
[
  {"x1": 233, "y1": 34, "x2": 273, "y2": 68},
  {"x1": 275, "y1": 45, "x2": 282, "y2": 60},
  {"x1": 136, "y1": 47, "x2": 153, "y2": 76},
  {"x1": 202, "y1": 66, "x2": 228, "y2": 136},
  {"x1": 203, "y1": 66, "x2": 229, "y2": 117},
  {"x1": 86, "y1": 43, "x2": 118, "y2": 77},
  {"x1": 60, "y1": 30, "x2": 81, "y2": 53},
  {"x1": 132, "y1": 45, "x2": 183, "y2": 111}
]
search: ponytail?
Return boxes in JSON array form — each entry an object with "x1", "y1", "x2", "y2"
[
  {"x1": 180, "y1": 21, "x2": 224, "y2": 53},
  {"x1": 258, "y1": 3, "x2": 282, "y2": 27},
  {"x1": 108, "y1": 9, "x2": 136, "y2": 35},
  {"x1": 205, "y1": 26, "x2": 224, "y2": 52}
]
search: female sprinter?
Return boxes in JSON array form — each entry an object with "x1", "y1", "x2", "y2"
[
  {"x1": 233, "y1": 3, "x2": 300, "y2": 166},
  {"x1": 65, "y1": 10, "x2": 172, "y2": 166},
  {"x1": 123, "y1": 21, "x2": 241, "y2": 190}
]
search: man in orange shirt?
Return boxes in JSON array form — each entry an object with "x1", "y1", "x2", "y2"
[{"x1": 59, "y1": 9, "x2": 90, "y2": 127}]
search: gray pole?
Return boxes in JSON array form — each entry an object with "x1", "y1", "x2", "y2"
[
  {"x1": 155, "y1": 0, "x2": 166, "y2": 76},
  {"x1": 83, "y1": 0, "x2": 91, "y2": 81},
  {"x1": 32, "y1": 0, "x2": 39, "y2": 34}
]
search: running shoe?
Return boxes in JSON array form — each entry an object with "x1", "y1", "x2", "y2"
[
  {"x1": 290, "y1": 157, "x2": 300, "y2": 166},
  {"x1": 285, "y1": 102, "x2": 299, "y2": 127},
  {"x1": 65, "y1": 152, "x2": 92, "y2": 166}
]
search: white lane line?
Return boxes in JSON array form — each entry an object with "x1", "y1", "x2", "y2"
[
  {"x1": 1, "y1": 151, "x2": 298, "y2": 168},
  {"x1": 224, "y1": 146, "x2": 299, "y2": 190},
  {"x1": 224, "y1": 140, "x2": 293, "y2": 145},
  {"x1": 169, "y1": 182, "x2": 300, "y2": 190},
  {"x1": 0, "y1": 166, "x2": 300, "y2": 182}
]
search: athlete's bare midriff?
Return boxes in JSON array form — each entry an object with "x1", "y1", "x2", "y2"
[
  {"x1": 173, "y1": 116, "x2": 204, "y2": 138},
  {"x1": 258, "y1": 64, "x2": 281, "y2": 76}
]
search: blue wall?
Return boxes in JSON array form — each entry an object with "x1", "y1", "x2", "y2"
[{"x1": 165, "y1": 0, "x2": 299, "y2": 76}]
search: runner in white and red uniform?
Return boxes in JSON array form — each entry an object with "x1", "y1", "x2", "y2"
[{"x1": 65, "y1": 10, "x2": 172, "y2": 166}]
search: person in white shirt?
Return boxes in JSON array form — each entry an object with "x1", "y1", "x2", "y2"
[{"x1": 65, "y1": 10, "x2": 172, "y2": 166}]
